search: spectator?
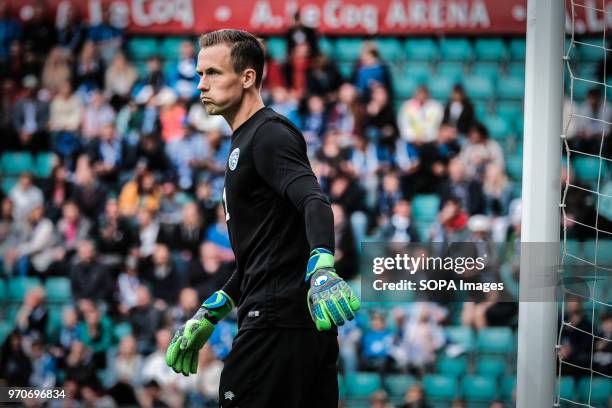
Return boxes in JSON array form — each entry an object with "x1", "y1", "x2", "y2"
[
  {"x1": 0, "y1": 197, "x2": 26, "y2": 271},
  {"x1": 96, "y1": 198, "x2": 134, "y2": 266},
  {"x1": 593, "y1": 314, "x2": 612, "y2": 376},
  {"x1": 559, "y1": 299, "x2": 593, "y2": 376},
  {"x1": 9, "y1": 172, "x2": 44, "y2": 222},
  {"x1": 0, "y1": 332, "x2": 32, "y2": 386},
  {"x1": 74, "y1": 41, "x2": 105, "y2": 96},
  {"x1": 398, "y1": 384, "x2": 431, "y2": 408},
  {"x1": 144, "y1": 243, "x2": 182, "y2": 305},
  {"x1": 80, "y1": 380, "x2": 118, "y2": 408},
  {"x1": 329, "y1": 83, "x2": 364, "y2": 139},
  {"x1": 359, "y1": 311, "x2": 394, "y2": 373},
  {"x1": 283, "y1": 42, "x2": 312, "y2": 98},
  {"x1": 377, "y1": 172, "x2": 403, "y2": 218},
  {"x1": 49, "y1": 80, "x2": 83, "y2": 160},
  {"x1": 397, "y1": 85, "x2": 443, "y2": 145},
  {"x1": 439, "y1": 158, "x2": 485, "y2": 215},
  {"x1": 193, "y1": 345, "x2": 224, "y2": 407},
  {"x1": 135, "y1": 133, "x2": 174, "y2": 175},
  {"x1": 55, "y1": 200, "x2": 92, "y2": 258},
  {"x1": 159, "y1": 201, "x2": 204, "y2": 259},
  {"x1": 110, "y1": 335, "x2": 143, "y2": 387},
  {"x1": 57, "y1": 306, "x2": 80, "y2": 355},
  {"x1": 78, "y1": 305, "x2": 113, "y2": 368},
  {"x1": 127, "y1": 286, "x2": 164, "y2": 354},
  {"x1": 306, "y1": 53, "x2": 341, "y2": 97},
  {"x1": 82, "y1": 90, "x2": 115, "y2": 141},
  {"x1": 170, "y1": 40, "x2": 199, "y2": 99},
  {"x1": 460, "y1": 122, "x2": 504, "y2": 180},
  {"x1": 56, "y1": 3, "x2": 86, "y2": 55},
  {"x1": 6, "y1": 204, "x2": 56, "y2": 276},
  {"x1": 138, "y1": 55, "x2": 166, "y2": 94},
  {"x1": 285, "y1": 9, "x2": 319, "y2": 57},
  {"x1": 205, "y1": 204, "x2": 234, "y2": 260},
  {"x1": 261, "y1": 48, "x2": 286, "y2": 103},
  {"x1": 165, "y1": 123, "x2": 208, "y2": 190},
  {"x1": 167, "y1": 287, "x2": 200, "y2": 332},
  {"x1": 417, "y1": 122, "x2": 461, "y2": 194},
  {"x1": 21, "y1": 2, "x2": 56, "y2": 55},
  {"x1": 0, "y1": 0, "x2": 22, "y2": 62},
  {"x1": 482, "y1": 163, "x2": 513, "y2": 241},
  {"x1": 117, "y1": 253, "x2": 141, "y2": 314},
  {"x1": 0, "y1": 78, "x2": 18, "y2": 150},
  {"x1": 69, "y1": 239, "x2": 113, "y2": 302},
  {"x1": 295, "y1": 94, "x2": 328, "y2": 153},
  {"x1": 28, "y1": 339, "x2": 57, "y2": 388},
  {"x1": 136, "y1": 208, "x2": 161, "y2": 258},
  {"x1": 62, "y1": 340, "x2": 97, "y2": 384},
  {"x1": 369, "y1": 390, "x2": 394, "y2": 408},
  {"x1": 157, "y1": 87, "x2": 186, "y2": 143},
  {"x1": 268, "y1": 86, "x2": 298, "y2": 119},
  {"x1": 430, "y1": 197, "x2": 470, "y2": 243},
  {"x1": 41, "y1": 47, "x2": 73, "y2": 94},
  {"x1": 188, "y1": 242, "x2": 233, "y2": 300},
  {"x1": 15, "y1": 286, "x2": 48, "y2": 340},
  {"x1": 12, "y1": 75, "x2": 50, "y2": 151},
  {"x1": 442, "y1": 84, "x2": 476, "y2": 136},
  {"x1": 86, "y1": 6, "x2": 124, "y2": 66},
  {"x1": 572, "y1": 87, "x2": 612, "y2": 154},
  {"x1": 354, "y1": 42, "x2": 392, "y2": 99},
  {"x1": 119, "y1": 169, "x2": 161, "y2": 217},
  {"x1": 379, "y1": 199, "x2": 420, "y2": 243},
  {"x1": 363, "y1": 83, "x2": 399, "y2": 149},
  {"x1": 71, "y1": 155, "x2": 108, "y2": 219},
  {"x1": 91, "y1": 121, "x2": 123, "y2": 184},
  {"x1": 105, "y1": 51, "x2": 138, "y2": 110}
]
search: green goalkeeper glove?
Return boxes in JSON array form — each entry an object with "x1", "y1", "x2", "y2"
[
  {"x1": 165, "y1": 290, "x2": 233, "y2": 376},
  {"x1": 306, "y1": 248, "x2": 361, "y2": 331}
]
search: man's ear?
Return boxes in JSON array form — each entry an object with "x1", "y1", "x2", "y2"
[{"x1": 243, "y1": 68, "x2": 257, "y2": 89}]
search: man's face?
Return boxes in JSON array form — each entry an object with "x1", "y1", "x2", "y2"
[{"x1": 196, "y1": 44, "x2": 244, "y2": 116}]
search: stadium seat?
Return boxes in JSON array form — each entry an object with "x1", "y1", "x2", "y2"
[
  {"x1": 1, "y1": 152, "x2": 34, "y2": 176},
  {"x1": 483, "y1": 116, "x2": 511, "y2": 140},
  {"x1": 573, "y1": 156, "x2": 601, "y2": 183},
  {"x1": 375, "y1": 38, "x2": 404, "y2": 62},
  {"x1": 35, "y1": 152, "x2": 57, "y2": 178},
  {"x1": 435, "y1": 62, "x2": 465, "y2": 84},
  {"x1": 334, "y1": 38, "x2": 365, "y2": 61},
  {"x1": 577, "y1": 37, "x2": 608, "y2": 62},
  {"x1": 476, "y1": 327, "x2": 514, "y2": 355},
  {"x1": 45, "y1": 277, "x2": 72, "y2": 304},
  {"x1": 8, "y1": 277, "x2": 41, "y2": 304},
  {"x1": 428, "y1": 76, "x2": 456, "y2": 101},
  {"x1": 463, "y1": 75, "x2": 495, "y2": 100},
  {"x1": 497, "y1": 76, "x2": 525, "y2": 100},
  {"x1": 265, "y1": 37, "x2": 287, "y2": 61},
  {"x1": 500, "y1": 376, "x2": 516, "y2": 401},
  {"x1": 445, "y1": 326, "x2": 476, "y2": 352},
  {"x1": 577, "y1": 377, "x2": 612, "y2": 405},
  {"x1": 394, "y1": 76, "x2": 419, "y2": 100},
  {"x1": 401, "y1": 62, "x2": 431, "y2": 84},
  {"x1": 474, "y1": 38, "x2": 508, "y2": 61},
  {"x1": 2, "y1": 177, "x2": 18, "y2": 194},
  {"x1": 496, "y1": 102, "x2": 523, "y2": 124},
  {"x1": 159, "y1": 37, "x2": 189, "y2": 60},
  {"x1": 337, "y1": 61, "x2": 355, "y2": 80},
  {"x1": 471, "y1": 62, "x2": 500, "y2": 84},
  {"x1": 384, "y1": 374, "x2": 417, "y2": 397},
  {"x1": 423, "y1": 374, "x2": 458, "y2": 401},
  {"x1": 461, "y1": 375, "x2": 497, "y2": 402},
  {"x1": 412, "y1": 194, "x2": 440, "y2": 222},
  {"x1": 318, "y1": 37, "x2": 334, "y2": 56},
  {"x1": 439, "y1": 38, "x2": 474, "y2": 61},
  {"x1": 570, "y1": 77, "x2": 593, "y2": 101},
  {"x1": 509, "y1": 38, "x2": 526, "y2": 60},
  {"x1": 559, "y1": 376, "x2": 575, "y2": 400},
  {"x1": 507, "y1": 62, "x2": 526, "y2": 79},
  {"x1": 126, "y1": 37, "x2": 159, "y2": 60},
  {"x1": 344, "y1": 372, "x2": 381, "y2": 398},
  {"x1": 405, "y1": 38, "x2": 439, "y2": 61},
  {"x1": 113, "y1": 322, "x2": 133, "y2": 342},
  {"x1": 476, "y1": 356, "x2": 507, "y2": 378},
  {"x1": 46, "y1": 305, "x2": 64, "y2": 340},
  {"x1": 0, "y1": 321, "x2": 12, "y2": 345},
  {"x1": 506, "y1": 154, "x2": 523, "y2": 181},
  {"x1": 473, "y1": 101, "x2": 489, "y2": 122},
  {"x1": 436, "y1": 356, "x2": 468, "y2": 378},
  {"x1": 576, "y1": 62, "x2": 600, "y2": 81}
]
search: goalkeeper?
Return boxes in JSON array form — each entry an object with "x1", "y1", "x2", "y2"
[{"x1": 165, "y1": 29, "x2": 360, "y2": 407}]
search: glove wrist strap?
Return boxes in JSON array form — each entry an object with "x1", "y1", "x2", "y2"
[
  {"x1": 305, "y1": 248, "x2": 335, "y2": 282},
  {"x1": 200, "y1": 290, "x2": 234, "y2": 323}
]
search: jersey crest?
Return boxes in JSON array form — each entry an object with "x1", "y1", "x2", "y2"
[{"x1": 229, "y1": 148, "x2": 240, "y2": 171}]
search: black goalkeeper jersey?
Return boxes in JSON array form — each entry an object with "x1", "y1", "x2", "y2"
[{"x1": 222, "y1": 107, "x2": 318, "y2": 330}]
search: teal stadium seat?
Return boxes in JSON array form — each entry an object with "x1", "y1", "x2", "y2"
[
  {"x1": 265, "y1": 37, "x2": 287, "y2": 61},
  {"x1": 35, "y1": 152, "x2": 57, "y2": 178},
  {"x1": 570, "y1": 77, "x2": 594, "y2": 101},
  {"x1": 126, "y1": 37, "x2": 159, "y2": 60},
  {"x1": 578, "y1": 377, "x2": 612, "y2": 406},
  {"x1": 471, "y1": 62, "x2": 500, "y2": 84},
  {"x1": 476, "y1": 327, "x2": 514, "y2": 355},
  {"x1": 46, "y1": 305, "x2": 64, "y2": 340},
  {"x1": 573, "y1": 156, "x2": 601, "y2": 184},
  {"x1": 507, "y1": 62, "x2": 526, "y2": 79},
  {"x1": 474, "y1": 38, "x2": 508, "y2": 61},
  {"x1": 405, "y1": 38, "x2": 439, "y2": 61},
  {"x1": 461, "y1": 375, "x2": 497, "y2": 402},
  {"x1": 436, "y1": 356, "x2": 468, "y2": 378},
  {"x1": 384, "y1": 374, "x2": 417, "y2": 397},
  {"x1": 45, "y1": 277, "x2": 72, "y2": 303},
  {"x1": 500, "y1": 376, "x2": 516, "y2": 402},
  {"x1": 334, "y1": 38, "x2": 365, "y2": 61},
  {"x1": 394, "y1": 76, "x2": 419, "y2": 100},
  {"x1": 412, "y1": 194, "x2": 440, "y2": 222},
  {"x1": 318, "y1": 37, "x2": 334, "y2": 56},
  {"x1": 576, "y1": 62, "x2": 599, "y2": 81},
  {"x1": 375, "y1": 38, "x2": 404, "y2": 62},
  {"x1": 8, "y1": 277, "x2": 41, "y2": 304},
  {"x1": 496, "y1": 102, "x2": 523, "y2": 124},
  {"x1": 1, "y1": 152, "x2": 34, "y2": 175},
  {"x1": 159, "y1": 37, "x2": 189, "y2": 60},
  {"x1": 114, "y1": 322, "x2": 133, "y2": 342},
  {"x1": 338, "y1": 61, "x2": 355, "y2": 80},
  {"x1": 473, "y1": 100, "x2": 489, "y2": 121},
  {"x1": 483, "y1": 116, "x2": 511, "y2": 140},
  {"x1": 476, "y1": 356, "x2": 507, "y2": 379},
  {"x1": 428, "y1": 76, "x2": 456, "y2": 101},
  {"x1": 509, "y1": 38, "x2": 526, "y2": 60},
  {"x1": 559, "y1": 376, "x2": 575, "y2": 401},
  {"x1": 497, "y1": 76, "x2": 524, "y2": 100},
  {"x1": 0, "y1": 321, "x2": 12, "y2": 345},
  {"x1": 133, "y1": 61, "x2": 148, "y2": 78},
  {"x1": 439, "y1": 38, "x2": 474, "y2": 61},
  {"x1": 401, "y1": 62, "x2": 431, "y2": 84},
  {"x1": 344, "y1": 372, "x2": 381, "y2": 398},
  {"x1": 506, "y1": 154, "x2": 523, "y2": 181},
  {"x1": 577, "y1": 37, "x2": 608, "y2": 62},
  {"x1": 463, "y1": 75, "x2": 495, "y2": 100},
  {"x1": 436, "y1": 62, "x2": 465, "y2": 84},
  {"x1": 423, "y1": 374, "x2": 458, "y2": 401},
  {"x1": 445, "y1": 326, "x2": 476, "y2": 352},
  {"x1": 1, "y1": 177, "x2": 17, "y2": 194}
]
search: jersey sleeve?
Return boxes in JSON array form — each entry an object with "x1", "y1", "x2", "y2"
[{"x1": 252, "y1": 119, "x2": 313, "y2": 197}]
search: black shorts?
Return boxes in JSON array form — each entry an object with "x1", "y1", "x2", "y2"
[{"x1": 219, "y1": 328, "x2": 339, "y2": 408}]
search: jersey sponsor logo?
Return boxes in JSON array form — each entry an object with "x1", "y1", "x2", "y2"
[
  {"x1": 224, "y1": 391, "x2": 235, "y2": 400},
  {"x1": 229, "y1": 148, "x2": 240, "y2": 171}
]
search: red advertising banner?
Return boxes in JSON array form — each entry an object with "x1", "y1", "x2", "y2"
[{"x1": 7, "y1": 0, "x2": 612, "y2": 36}]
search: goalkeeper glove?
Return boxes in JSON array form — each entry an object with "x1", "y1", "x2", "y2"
[
  {"x1": 306, "y1": 248, "x2": 361, "y2": 331},
  {"x1": 165, "y1": 290, "x2": 233, "y2": 376}
]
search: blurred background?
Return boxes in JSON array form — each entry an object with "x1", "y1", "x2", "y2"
[{"x1": 0, "y1": 0, "x2": 610, "y2": 407}]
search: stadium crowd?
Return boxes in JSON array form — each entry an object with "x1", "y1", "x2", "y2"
[{"x1": 0, "y1": 2, "x2": 610, "y2": 407}]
